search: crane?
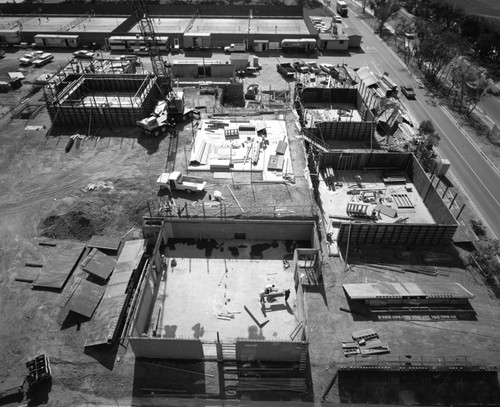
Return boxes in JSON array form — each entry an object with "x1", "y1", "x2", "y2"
[
  {"x1": 131, "y1": 0, "x2": 171, "y2": 94},
  {"x1": 132, "y1": 0, "x2": 199, "y2": 137}
]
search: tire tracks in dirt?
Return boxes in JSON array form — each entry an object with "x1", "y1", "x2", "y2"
[{"x1": 0, "y1": 162, "x2": 108, "y2": 218}]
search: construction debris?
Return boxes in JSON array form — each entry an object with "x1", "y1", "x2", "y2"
[{"x1": 342, "y1": 329, "x2": 390, "y2": 357}]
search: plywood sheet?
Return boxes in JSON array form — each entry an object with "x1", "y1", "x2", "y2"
[
  {"x1": 267, "y1": 155, "x2": 284, "y2": 171},
  {"x1": 84, "y1": 239, "x2": 144, "y2": 347},
  {"x1": 32, "y1": 242, "x2": 85, "y2": 290},
  {"x1": 15, "y1": 267, "x2": 41, "y2": 283},
  {"x1": 87, "y1": 235, "x2": 121, "y2": 251},
  {"x1": 83, "y1": 250, "x2": 116, "y2": 280},
  {"x1": 66, "y1": 278, "x2": 105, "y2": 318}
]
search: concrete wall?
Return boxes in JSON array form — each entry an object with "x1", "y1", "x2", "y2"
[
  {"x1": 161, "y1": 219, "x2": 315, "y2": 242},
  {"x1": 129, "y1": 337, "x2": 204, "y2": 359},
  {"x1": 236, "y1": 340, "x2": 305, "y2": 362},
  {"x1": 325, "y1": 152, "x2": 458, "y2": 245},
  {"x1": 132, "y1": 265, "x2": 157, "y2": 336},
  {"x1": 407, "y1": 155, "x2": 457, "y2": 225}
]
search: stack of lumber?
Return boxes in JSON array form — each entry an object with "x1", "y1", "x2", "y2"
[{"x1": 237, "y1": 377, "x2": 307, "y2": 393}]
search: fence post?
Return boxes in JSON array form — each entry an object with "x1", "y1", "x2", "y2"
[
  {"x1": 448, "y1": 192, "x2": 458, "y2": 209},
  {"x1": 456, "y1": 204, "x2": 466, "y2": 220},
  {"x1": 441, "y1": 186, "x2": 449, "y2": 199}
]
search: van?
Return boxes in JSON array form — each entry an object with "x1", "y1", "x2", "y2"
[{"x1": 32, "y1": 53, "x2": 54, "y2": 67}]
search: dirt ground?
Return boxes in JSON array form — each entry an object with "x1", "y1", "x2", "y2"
[
  {"x1": 1, "y1": 29, "x2": 500, "y2": 406},
  {"x1": 0, "y1": 49, "x2": 317, "y2": 406}
]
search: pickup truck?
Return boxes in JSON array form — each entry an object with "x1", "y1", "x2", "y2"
[
  {"x1": 277, "y1": 62, "x2": 295, "y2": 79},
  {"x1": 157, "y1": 171, "x2": 206, "y2": 193},
  {"x1": 224, "y1": 43, "x2": 246, "y2": 53}
]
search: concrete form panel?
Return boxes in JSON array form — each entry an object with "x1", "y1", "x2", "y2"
[
  {"x1": 343, "y1": 282, "x2": 474, "y2": 300},
  {"x1": 129, "y1": 337, "x2": 203, "y2": 359},
  {"x1": 236, "y1": 340, "x2": 305, "y2": 362},
  {"x1": 46, "y1": 74, "x2": 160, "y2": 127},
  {"x1": 408, "y1": 156, "x2": 457, "y2": 225},
  {"x1": 337, "y1": 222, "x2": 457, "y2": 246},
  {"x1": 164, "y1": 219, "x2": 315, "y2": 241}
]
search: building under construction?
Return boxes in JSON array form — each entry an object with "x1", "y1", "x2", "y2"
[{"x1": 44, "y1": 73, "x2": 161, "y2": 127}]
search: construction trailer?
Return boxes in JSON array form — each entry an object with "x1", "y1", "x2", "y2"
[
  {"x1": 34, "y1": 34, "x2": 79, "y2": 48},
  {"x1": 183, "y1": 32, "x2": 211, "y2": 49}
]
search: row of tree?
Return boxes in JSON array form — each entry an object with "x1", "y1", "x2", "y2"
[{"x1": 368, "y1": 0, "x2": 494, "y2": 116}]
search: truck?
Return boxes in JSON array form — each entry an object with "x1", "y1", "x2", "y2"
[
  {"x1": 157, "y1": 171, "x2": 206, "y2": 193},
  {"x1": 276, "y1": 62, "x2": 296, "y2": 79},
  {"x1": 224, "y1": 43, "x2": 246, "y2": 53},
  {"x1": 336, "y1": 0, "x2": 348, "y2": 17},
  {"x1": 136, "y1": 91, "x2": 199, "y2": 137}
]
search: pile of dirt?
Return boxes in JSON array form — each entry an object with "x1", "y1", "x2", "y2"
[{"x1": 38, "y1": 210, "x2": 109, "y2": 241}]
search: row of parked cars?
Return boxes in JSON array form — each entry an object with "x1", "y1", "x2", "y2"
[
  {"x1": 292, "y1": 60, "x2": 339, "y2": 76},
  {"x1": 18, "y1": 51, "x2": 54, "y2": 67}
]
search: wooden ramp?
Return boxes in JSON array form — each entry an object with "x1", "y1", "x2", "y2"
[
  {"x1": 84, "y1": 239, "x2": 145, "y2": 347},
  {"x1": 32, "y1": 242, "x2": 85, "y2": 290}
]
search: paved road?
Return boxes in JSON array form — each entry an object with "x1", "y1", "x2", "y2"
[{"x1": 327, "y1": 4, "x2": 500, "y2": 238}]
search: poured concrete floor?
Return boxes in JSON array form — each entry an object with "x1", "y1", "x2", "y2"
[
  {"x1": 151, "y1": 240, "x2": 303, "y2": 342},
  {"x1": 320, "y1": 170, "x2": 435, "y2": 224}
]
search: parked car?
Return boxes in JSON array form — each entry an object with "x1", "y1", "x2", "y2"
[
  {"x1": 334, "y1": 15, "x2": 342, "y2": 23},
  {"x1": 32, "y1": 53, "x2": 54, "y2": 67},
  {"x1": 401, "y1": 85, "x2": 416, "y2": 99},
  {"x1": 320, "y1": 63, "x2": 338, "y2": 76},
  {"x1": 73, "y1": 50, "x2": 94, "y2": 59},
  {"x1": 293, "y1": 60, "x2": 310, "y2": 73},
  {"x1": 306, "y1": 61, "x2": 321, "y2": 74},
  {"x1": 18, "y1": 51, "x2": 44, "y2": 66}
]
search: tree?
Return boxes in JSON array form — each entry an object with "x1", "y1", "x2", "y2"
[
  {"x1": 361, "y1": 0, "x2": 369, "y2": 14},
  {"x1": 410, "y1": 120, "x2": 440, "y2": 170},
  {"x1": 369, "y1": 0, "x2": 400, "y2": 33}
]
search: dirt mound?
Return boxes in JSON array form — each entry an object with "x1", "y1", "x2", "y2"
[{"x1": 39, "y1": 210, "x2": 109, "y2": 241}]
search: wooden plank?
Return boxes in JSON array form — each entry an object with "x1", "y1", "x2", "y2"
[
  {"x1": 87, "y1": 235, "x2": 121, "y2": 252},
  {"x1": 32, "y1": 242, "x2": 85, "y2": 290},
  {"x1": 244, "y1": 304, "x2": 269, "y2": 328}
]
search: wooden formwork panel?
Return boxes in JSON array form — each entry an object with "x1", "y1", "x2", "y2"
[{"x1": 337, "y1": 223, "x2": 457, "y2": 246}]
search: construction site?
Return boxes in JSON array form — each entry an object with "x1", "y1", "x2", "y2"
[{"x1": 0, "y1": 1, "x2": 500, "y2": 406}]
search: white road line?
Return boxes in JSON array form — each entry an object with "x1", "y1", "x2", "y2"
[
  {"x1": 370, "y1": 61, "x2": 382, "y2": 75},
  {"x1": 357, "y1": 11, "x2": 500, "y2": 236}
]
